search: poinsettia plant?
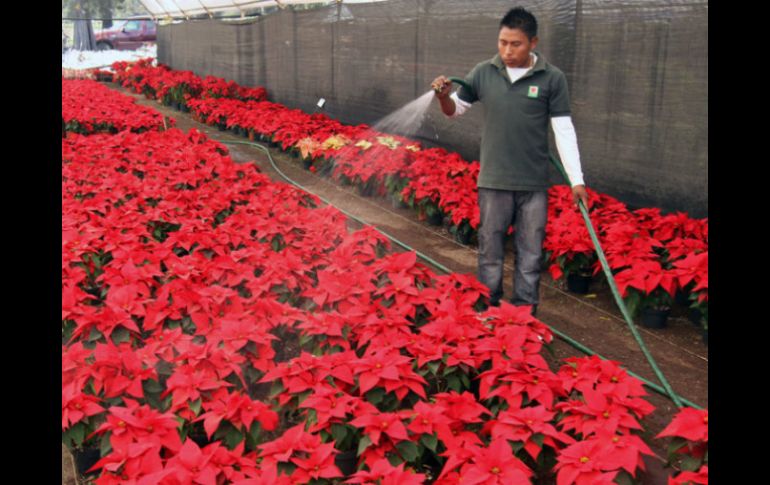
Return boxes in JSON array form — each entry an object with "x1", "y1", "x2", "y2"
[
  {"x1": 614, "y1": 261, "x2": 679, "y2": 314},
  {"x1": 656, "y1": 407, "x2": 708, "y2": 482},
  {"x1": 672, "y1": 251, "x2": 708, "y2": 330}
]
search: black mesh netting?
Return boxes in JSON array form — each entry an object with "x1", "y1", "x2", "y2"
[{"x1": 157, "y1": 0, "x2": 707, "y2": 216}]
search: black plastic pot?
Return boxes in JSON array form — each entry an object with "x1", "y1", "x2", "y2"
[
  {"x1": 426, "y1": 211, "x2": 443, "y2": 226},
  {"x1": 335, "y1": 449, "x2": 358, "y2": 477},
  {"x1": 702, "y1": 329, "x2": 708, "y2": 346},
  {"x1": 688, "y1": 308, "x2": 702, "y2": 327},
  {"x1": 675, "y1": 290, "x2": 690, "y2": 307},
  {"x1": 639, "y1": 307, "x2": 670, "y2": 329},
  {"x1": 566, "y1": 272, "x2": 592, "y2": 294},
  {"x1": 357, "y1": 183, "x2": 375, "y2": 197},
  {"x1": 181, "y1": 104, "x2": 190, "y2": 113},
  {"x1": 454, "y1": 228, "x2": 473, "y2": 245},
  {"x1": 390, "y1": 194, "x2": 408, "y2": 210},
  {"x1": 73, "y1": 447, "x2": 101, "y2": 476},
  {"x1": 217, "y1": 122, "x2": 227, "y2": 131},
  {"x1": 302, "y1": 158, "x2": 313, "y2": 170}
]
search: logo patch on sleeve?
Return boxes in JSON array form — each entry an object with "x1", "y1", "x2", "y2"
[{"x1": 527, "y1": 86, "x2": 539, "y2": 98}]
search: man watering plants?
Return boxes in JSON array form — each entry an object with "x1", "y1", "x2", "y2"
[{"x1": 432, "y1": 6, "x2": 588, "y2": 315}]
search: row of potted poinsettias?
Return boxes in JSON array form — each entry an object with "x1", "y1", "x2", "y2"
[
  {"x1": 110, "y1": 58, "x2": 268, "y2": 112},
  {"x1": 62, "y1": 78, "x2": 175, "y2": 134},
  {"x1": 544, "y1": 186, "x2": 708, "y2": 333},
  {"x1": 61, "y1": 86, "x2": 706, "y2": 484},
  {"x1": 110, "y1": 59, "x2": 707, "y2": 335}
]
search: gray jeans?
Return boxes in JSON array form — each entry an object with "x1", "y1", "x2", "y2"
[{"x1": 477, "y1": 188, "x2": 548, "y2": 305}]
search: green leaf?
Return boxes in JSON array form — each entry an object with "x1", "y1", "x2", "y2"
[
  {"x1": 223, "y1": 427, "x2": 244, "y2": 449},
  {"x1": 305, "y1": 409, "x2": 317, "y2": 427},
  {"x1": 543, "y1": 342, "x2": 557, "y2": 358},
  {"x1": 667, "y1": 438, "x2": 686, "y2": 457},
  {"x1": 181, "y1": 316, "x2": 197, "y2": 334},
  {"x1": 99, "y1": 432, "x2": 112, "y2": 457},
  {"x1": 459, "y1": 372, "x2": 470, "y2": 389},
  {"x1": 446, "y1": 374, "x2": 462, "y2": 392},
  {"x1": 357, "y1": 435, "x2": 372, "y2": 456},
  {"x1": 624, "y1": 291, "x2": 642, "y2": 317},
  {"x1": 680, "y1": 454, "x2": 702, "y2": 472},
  {"x1": 66, "y1": 422, "x2": 86, "y2": 448},
  {"x1": 142, "y1": 378, "x2": 163, "y2": 394},
  {"x1": 299, "y1": 333, "x2": 314, "y2": 348},
  {"x1": 277, "y1": 461, "x2": 297, "y2": 476},
  {"x1": 331, "y1": 424, "x2": 349, "y2": 444},
  {"x1": 509, "y1": 440, "x2": 525, "y2": 453},
  {"x1": 531, "y1": 433, "x2": 545, "y2": 447},
  {"x1": 269, "y1": 380, "x2": 285, "y2": 398},
  {"x1": 110, "y1": 326, "x2": 131, "y2": 345},
  {"x1": 87, "y1": 327, "x2": 103, "y2": 343},
  {"x1": 420, "y1": 433, "x2": 438, "y2": 452},
  {"x1": 189, "y1": 398, "x2": 202, "y2": 415},
  {"x1": 365, "y1": 387, "x2": 386, "y2": 405},
  {"x1": 426, "y1": 361, "x2": 440, "y2": 376},
  {"x1": 395, "y1": 440, "x2": 420, "y2": 462},
  {"x1": 387, "y1": 453, "x2": 404, "y2": 466},
  {"x1": 246, "y1": 421, "x2": 262, "y2": 450},
  {"x1": 613, "y1": 470, "x2": 635, "y2": 485},
  {"x1": 271, "y1": 235, "x2": 284, "y2": 252}
]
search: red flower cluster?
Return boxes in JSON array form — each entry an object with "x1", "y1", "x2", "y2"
[
  {"x1": 552, "y1": 355, "x2": 657, "y2": 484},
  {"x1": 63, "y1": 79, "x2": 173, "y2": 134}
]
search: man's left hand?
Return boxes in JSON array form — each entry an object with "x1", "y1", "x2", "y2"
[{"x1": 572, "y1": 185, "x2": 589, "y2": 209}]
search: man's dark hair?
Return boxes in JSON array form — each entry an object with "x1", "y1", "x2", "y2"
[{"x1": 500, "y1": 7, "x2": 538, "y2": 39}]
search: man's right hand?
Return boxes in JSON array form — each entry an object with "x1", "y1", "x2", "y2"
[{"x1": 431, "y1": 75, "x2": 452, "y2": 99}]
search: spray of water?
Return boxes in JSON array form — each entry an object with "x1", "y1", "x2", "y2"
[
  {"x1": 338, "y1": 91, "x2": 438, "y2": 188},
  {"x1": 371, "y1": 90, "x2": 436, "y2": 138}
]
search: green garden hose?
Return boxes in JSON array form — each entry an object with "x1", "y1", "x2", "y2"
[
  {"x1": 548, "y1": 154, "x2": 685, "y2": 409},
  {"x1": 448, "y1": 77, "x2": 472, "y2": 93},
  {"x1": 221, "y1": 139, "x2": 700, "y2": 410}
]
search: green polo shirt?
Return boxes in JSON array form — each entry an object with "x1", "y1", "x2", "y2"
[{"x1": 457, "y1": 52, "x2": 571, "y2": 191}]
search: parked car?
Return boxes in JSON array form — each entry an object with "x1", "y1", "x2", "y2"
[{"x1": 95, "y1": 18, "x2": 156, "y2": 51}]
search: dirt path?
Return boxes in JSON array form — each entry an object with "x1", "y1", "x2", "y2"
[
  {"x1": 68, "y1": 84, "x2": 708, "y2": 484},
  {"x1": 62, "y1": 444, "x2": 77, "y2": 485}
]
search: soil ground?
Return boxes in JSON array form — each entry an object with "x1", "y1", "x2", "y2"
[{"x1": 63, "y1": 84, "x2": 708, "y2": 484}]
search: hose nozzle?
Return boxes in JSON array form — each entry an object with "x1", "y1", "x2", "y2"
[{"x1": 433, "y1": 76, "x2": 473, "y2": 95}]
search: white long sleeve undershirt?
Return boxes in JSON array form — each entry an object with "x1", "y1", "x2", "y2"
[{"x1": 447, "y1": 61, "x2": 585, "y2": 187}]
